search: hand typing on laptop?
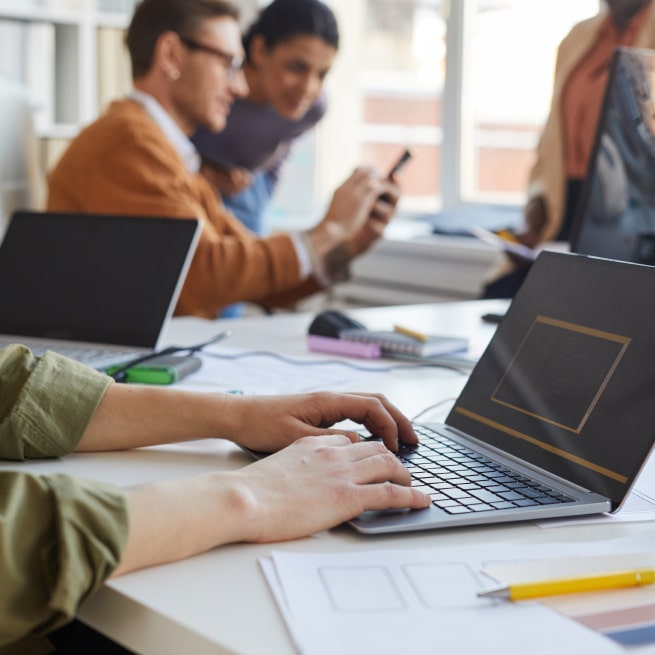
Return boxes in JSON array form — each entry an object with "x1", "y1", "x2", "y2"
[{"x1": 2, "y1": 344, "x2": 431, "y2": 647}]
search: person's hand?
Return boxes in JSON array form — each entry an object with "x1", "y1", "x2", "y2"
[
  {"x1": 222, "y1": 391, "x2": 418, "y2": 453},
  {"x1": 225, "y1": 434, "x2": 431, "y2": 543},
  {"x1": 319, "y1": 167, "x2": 386, "y2": 237},
  {"x1": 306, "y1": 168, "x2": 399, "y2": 276},
  {"x1": 115, "y1": 434, "x2": 430, "y2": 575},
  {"x1": 348, "y1": 177, "x2": 400, "y2": 257},
  {"x1": 514, "y1": 195, "x2": 548, "y2": 249},
  {"x1": 201, "y1": 162, "x2": 254, "y2": 196}
]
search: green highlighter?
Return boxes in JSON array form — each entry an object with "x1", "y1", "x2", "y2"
[{"x1": 106, "y1": 354, "x2": 202, "y2": 385}]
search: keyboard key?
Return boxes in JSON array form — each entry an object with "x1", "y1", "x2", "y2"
[
  {"x1": 442, "y1": 505, "x2": 473, "y2": 514},
  {"x1": 469, "y1": 489, "x2": 504, "y2": 504}
]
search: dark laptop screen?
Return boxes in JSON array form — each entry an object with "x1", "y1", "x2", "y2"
[
  {"x1": 446, "y1": 252, "x2": 655, "y2": 509},
  {"x1": 0, "y1": 211, "x2": 200, "y2": 347},
  {"x1": 570, "y1": 46, "x2": 655, "y2": 263}
]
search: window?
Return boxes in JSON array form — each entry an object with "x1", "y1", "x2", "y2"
[
  {"x1": 0, "y1": 0, "x2": 603, "y2": 225},
  {"x1": 468, "y1": 0, "x2": 600, "y2": 206},
  {"x1": 283, "y1": 0, "x2": 600, "y2": 222}
]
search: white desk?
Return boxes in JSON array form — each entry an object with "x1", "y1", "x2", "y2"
[{"x1": 4, "y1": 300, "x2": 654, "y2": 655}]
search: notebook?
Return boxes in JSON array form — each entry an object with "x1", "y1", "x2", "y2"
[
  {"x1": 351, "y1": 251, "x2": 655, "y2": 534},
  {"x1": 339, "y1": 328, "x2": 468, "y2": 357},
  {"x1": 0, "y1": 210, "x2": 201, "y2": 370},
  {"x1": 570, "y1": 46, "x2": 655, "y2": 264}
]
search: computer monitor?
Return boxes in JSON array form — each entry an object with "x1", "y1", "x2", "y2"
[{"x1": 570, "y1": 46, "x2": 655, "y2": 264}]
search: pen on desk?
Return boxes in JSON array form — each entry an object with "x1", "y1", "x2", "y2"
[
  {"x1": 393, "y1": 324, "x2": 428, "y2": 342},
  {"x1": 477, "y1": 567, "x2": 655, "y2": 601}
]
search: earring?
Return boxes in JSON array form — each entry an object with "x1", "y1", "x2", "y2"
[{"x1": 170, "y1": 69, "x2": 181, "y2": 80}]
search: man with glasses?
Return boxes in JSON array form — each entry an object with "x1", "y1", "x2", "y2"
[{"x1": 47, "y1": 0, "x2": 401, "y2": 319}]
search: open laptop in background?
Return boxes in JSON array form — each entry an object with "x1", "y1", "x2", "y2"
[
  {"x1": 570, "y1": 46, "x2": 655, "y2": 262},
  {"x1": 0, "y1": 210, "x2": 201, "y2": 370},
  {"x1": 352, "y1": 251, "x2": 655, "y2": 534}
]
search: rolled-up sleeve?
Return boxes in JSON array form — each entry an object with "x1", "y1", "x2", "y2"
[
  {"x1": 0, "y1": 472, "x2": 128, "y2": 648},
  {"x1": 0, "y1": 346, "x2": 128, "y2": 648},
  {"x1": 0, "y1": 345, "x2": 112, "y2": 460}
]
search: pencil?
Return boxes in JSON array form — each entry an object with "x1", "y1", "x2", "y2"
[
  {"x1": 393, "y1": 324, "x2": 428, "y2": 342},
  {"x1": 477, "y1": 567, "x2": 655, "y2": 601}
]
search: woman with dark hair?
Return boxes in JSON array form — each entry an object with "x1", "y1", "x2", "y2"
[{"x1": 192, "y1": 0, "x2": 339, "y2": 244}]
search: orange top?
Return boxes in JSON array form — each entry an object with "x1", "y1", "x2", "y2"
[
  {"x1": 47, "y1": 100, "x2": 320, "y2": 318},
  {"x1": 562, "y1": 5, "x2": 651, "y2": 178}
]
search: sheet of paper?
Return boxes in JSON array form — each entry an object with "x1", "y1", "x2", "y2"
[
  {"x1": 483, "y1": 552, "x2": 655, "y2": 650},
  {"x1": 263, "y1": 547, "x2": 621, "y2": 655},
  {"x1": 539, "y1": 451, "x2": 655, "y2": 527},
  {"x1": 180, "y1": 347, "x2": 381, "y2": 394}
]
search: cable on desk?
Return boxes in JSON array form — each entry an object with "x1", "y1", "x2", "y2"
[
  {"x1": 201, "y1": 350, "x2": 468, "y2": 374},
  {"x1": 411, "y1": 397, "x2": 458, "y2": 423}
]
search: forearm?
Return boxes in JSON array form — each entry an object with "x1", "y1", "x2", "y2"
[
  {"x1": 113, "y1": 472, "x2": 249, "y2": 576},
  {"x1": 76, "y1": 384, "x2": 238, "y2": 452},
  {"x1": 113, "y1": 436, "x2": 430, "y2": 577}
]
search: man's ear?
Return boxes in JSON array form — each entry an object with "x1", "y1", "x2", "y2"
[{"x1": 154, "y1": 31, "x2": 185, "y2": 79}]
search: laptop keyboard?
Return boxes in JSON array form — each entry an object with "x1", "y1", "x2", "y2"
[
  {"x1": 398, "y1": 425, "x2": 574, "y2": 515},
  {"x1": 0, "y1": 339, "x2": 138, "y2": 370}
]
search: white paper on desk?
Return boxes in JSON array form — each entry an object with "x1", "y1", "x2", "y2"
[
  {"x1": 263, "y1": 548, "x2": 619, "y2": 655},
  {"x1": 538, "y1": 450, "x2": 655, "y2": 528},
  {"x1": 184, "y1": 348, "x2": 377, "y2": 394}
]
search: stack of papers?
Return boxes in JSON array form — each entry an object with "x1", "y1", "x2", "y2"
[{"x1": 260, "y1": 547, "x2": 620, "y2": 655}]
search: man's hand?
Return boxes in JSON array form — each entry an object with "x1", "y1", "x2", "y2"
[
  {"x1": 115, "y1": 434, "x2": 430, "y2": 574},
  {"x1": 306, "y1": 168, "x2": 400, "y2": 277},
  {"x1": 223, "y1": 391, "x2": 418, "y2": 453},
  {"x1": 224, "y1": 434, "x2": 431, "y2": 543}
]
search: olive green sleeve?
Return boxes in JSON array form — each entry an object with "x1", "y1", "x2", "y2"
[
  {"x1": 0, "y1": 346, "x2": 128, "y2": 649},
  {"x1": 0, "y1": 345, "x2": 112, "y2": 460},
  {"x1": 0, "y1": 472, "x2": 128, "y2": 648}
]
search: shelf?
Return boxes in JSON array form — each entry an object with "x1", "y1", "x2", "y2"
[{"x1": 0, "y1": 0, "x2": 134, "y2": 137}]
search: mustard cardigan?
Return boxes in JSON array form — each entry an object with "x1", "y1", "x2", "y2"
[{"x1": 47, "y1": 100, "x2": 319, "y2": 318}]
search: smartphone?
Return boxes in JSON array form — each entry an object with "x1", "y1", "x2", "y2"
[
  {"x1": 387, "y1": 148, "x2": 413, "y2": 179},
  {"x1": 378, "y1": 148, "x2": 413, "y2": 206}
]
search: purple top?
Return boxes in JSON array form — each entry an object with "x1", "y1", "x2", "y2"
[{"x1": 191, "y1": 92, "x2": 327, "y2": 183}]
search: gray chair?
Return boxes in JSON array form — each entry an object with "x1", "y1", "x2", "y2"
[{"x1": 0, "y1": 76, "x2": 43, "y2": 236}]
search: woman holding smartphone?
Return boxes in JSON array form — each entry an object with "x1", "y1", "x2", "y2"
[{"x1": 192, "y1": 0, "x2": 338, "y2": 241}]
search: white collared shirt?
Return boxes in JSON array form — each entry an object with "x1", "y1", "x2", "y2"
[{"x1": 129, "y1": 89, "x2": 201, "y2": 174}]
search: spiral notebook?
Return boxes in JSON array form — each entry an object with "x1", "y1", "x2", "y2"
[{"x1": 339, "y1": 328, "x2": 468, "y2": 357}]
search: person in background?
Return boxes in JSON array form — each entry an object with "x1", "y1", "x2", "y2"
[
  {"x1": 47, "y1": 0, "x2": 400, "y2": 319},
  {"x1": 483, "y1": 0, "x2": 655, "y2": 299},
  {"x1": 193, "y1": 0, "x2": 337, "y2": 236},
  {"x1": 192, "y1": 0, "x2": 339, "y2": 317},
  {"x1": 0, "y1": 344, "x2": 428, "y2": 652}
]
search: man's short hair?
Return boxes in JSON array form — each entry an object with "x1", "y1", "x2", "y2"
[{"x1": 126, "y1": 0, "x2": 240, "y2": 78}]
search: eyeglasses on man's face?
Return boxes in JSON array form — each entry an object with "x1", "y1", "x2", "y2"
[{"x1": 179, "y1": 36, "x2": 244, "y2": 78}]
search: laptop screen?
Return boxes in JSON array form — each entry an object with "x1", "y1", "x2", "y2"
[
  {"x1": 570, "y1": 46, "x2": 655, "y2": 263},
  {"x1": 446, "y1": 251, "x2": 655, "y2": 509},
  {"x1": 0, "y1": 211, "x2": 200, "y2": 347}
]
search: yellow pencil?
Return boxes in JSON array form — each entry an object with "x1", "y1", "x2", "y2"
[
  {"x1": 477, "y1": 567, "x2": 655, "y2": 601},
  {"x1": 394, "y1": 324, "x2": 428, "y2": 342}
]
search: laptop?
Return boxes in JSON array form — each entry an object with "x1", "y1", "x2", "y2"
[
  {"x1": 352, "y1": 250, "x2": 655, "y2": 533},
  {"x1": 570, "y1": 46, "x2": 655, "y2": 263},
  {"x1": 0, "y1": 210, "x2": 201, "y2": 370}
]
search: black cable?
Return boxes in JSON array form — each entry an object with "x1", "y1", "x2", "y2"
[{"x1": 109, "y1": 329, "x2": 232, "y2": 382}]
